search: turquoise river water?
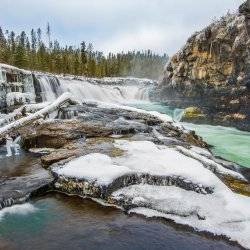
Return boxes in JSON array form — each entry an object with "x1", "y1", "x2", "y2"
[{"x1": 132, "y1": 102, "x2": 250, "y2": 168}]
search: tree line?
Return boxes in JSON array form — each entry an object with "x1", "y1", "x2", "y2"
[{"x1": 0, "y1": 24, "x2": 168, "y2": 79}]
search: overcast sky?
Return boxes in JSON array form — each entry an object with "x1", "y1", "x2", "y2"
[{"x1": 1, "y1": 0, "x2": 244, "y2": 56}]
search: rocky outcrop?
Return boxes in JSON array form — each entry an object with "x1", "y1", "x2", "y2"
[
  {"x1": 158, "y1": 1, "x2": 250, "y2": 131},
  {"x1": 0, "y1": 173, "x2": 53, "y2": 209},
  {"x1": 21, "y1": 103, "x2": 207, "y2": 151}
]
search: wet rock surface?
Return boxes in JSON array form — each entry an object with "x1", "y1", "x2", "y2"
[
  {"x1": 0, "y1": 149, "x2": 53, "y2": 210},
  {"x1": 158, "y1": 1, "x2": 250, "y2": 131},
  {"x1": 21, "y1": 103, "x2": 207, "y2": 151},
  {"x1": 0, "y1": 172, "x2": 53, "y2": 209}
]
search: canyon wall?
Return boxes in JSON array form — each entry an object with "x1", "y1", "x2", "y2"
[{"x1": 158, "y1": 0, "x2": 250, "y2": 130}]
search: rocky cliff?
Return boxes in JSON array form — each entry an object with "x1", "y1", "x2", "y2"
[{"x1": 158, "y1": 0, "x2": 250, "y2": 131}]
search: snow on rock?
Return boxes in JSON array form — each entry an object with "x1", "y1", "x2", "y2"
[
  {"x1": 54, "y1": 140, "x2": 234, "y2": 192},
  {"x1": 53, "y1": 139, "x2": 250, "y2": 248},
  {"x1": 176, "y1": 146, "x2": 245, "y2": 180},
  {"x1": 0, "y1": 63, "x2": 28, "y2": 73},
  {"x1": 0, "y1": 92, "x2": 78, "y2": 137},
  {"x1": 6, "y1": 92, "x2": 35, "y2": 107},
  {"x1": 55, "y1": 153, "x2": 132, "y2": 186},
  {"x1": 113, "y1": 140, "x2": 223, "y2": 189},
  {"x1": 97, "y1": 101, "x2": 174, "y2": 123},
  {"x1": 113, "y1": 184, "x2": 250, "y2": 249},
  {"x1": 190, "y1": 145, "x2": 212, "y2": 157}
]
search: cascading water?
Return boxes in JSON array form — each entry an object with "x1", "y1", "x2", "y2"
[
  {"x1": 60, "y1": 79, "x2": 150, "y2": 103},
  {"x1": 173, "y1": 109, "x2": 184, "y2": 122},
  {"x1": 33, "y1": 74, "x2": 152, "y2": 104},
  {"x1": 35, "y1": 75, "x2": 62, "y2": 102}
]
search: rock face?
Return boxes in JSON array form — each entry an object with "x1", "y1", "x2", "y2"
[{"x1": 158, "y1": 1, "x2": 250, "y2": 131}]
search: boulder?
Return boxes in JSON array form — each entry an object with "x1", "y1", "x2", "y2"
[{"x1": 182, "y1": 107, "x2": 206, "y2": 119}]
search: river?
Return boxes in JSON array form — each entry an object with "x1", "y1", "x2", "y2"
[
  {"x1": 131, "y1": 102, "x2": 250, "y2": 168},
  {"x1": 0, "y1": 76, "x2": 249, "y2": 249}
]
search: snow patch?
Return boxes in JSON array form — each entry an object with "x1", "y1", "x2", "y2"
[
  {"x1": 113, "y1": 140, "x2": 223, "y2": 189},
  {"x1": 118, "y1": 184, "x2": 250, "y2": 249},
  {"x1": 176, "y1": 146, "x2": 245, "y2": 180},
  {"x1": 56, "y1": 153, "x2": 132, "y2": 186},
  {"x1": 55, "y1": 140, "x2": 235, "y2": 191},
  {"x1": 6, "y1": 92, "x2": 35, "y2": 107}
]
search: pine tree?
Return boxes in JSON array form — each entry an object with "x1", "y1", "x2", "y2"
[
  {"x1": 0, "y1": 24, "x2": 168, "y2": 79},
  {"x1": 46, "y1": 23, "x2": 52, "y2": 50},
  {"x1": 14, "y1": 31, "x2": 28, "y2": 68},
  {"x1": 37, "y1": 28, "x2": 42, "y2": 48},
  {"x1": 30, "y1": 29, "x2": 37, "y2": 69},
  {"x1": 80, "y1": 41, "x2": 87, "y2": 74},
  {"x1": 0, "y1": 27, "x2": 8, "y2": 63}
]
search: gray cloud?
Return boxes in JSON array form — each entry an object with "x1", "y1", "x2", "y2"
[{"x1": 1, "y1": 0, "x2": 245, "y2": 55}]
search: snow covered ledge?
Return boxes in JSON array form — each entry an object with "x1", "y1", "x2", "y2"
[
  {"x1": 0, "y1": 92, "x2": 79, "y2": 140},
  {"x1": 51, "y1": 140, "x2": 250, "y2": 249}
]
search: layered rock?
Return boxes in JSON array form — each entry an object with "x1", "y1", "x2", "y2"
[
  {"x1": 158, "y1": 1, "x2": 250, "y2": 131},
  {"x1": 47, "y1": 124, "x2": 250, "y2": 249}
]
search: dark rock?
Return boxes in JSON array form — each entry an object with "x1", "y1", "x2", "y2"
[
  {"x1": 0, "y1": 172, "x2": 54, "y2": 210},
  {"x1": 21, "y1": 103, "x2": 207, "y2": 152}
]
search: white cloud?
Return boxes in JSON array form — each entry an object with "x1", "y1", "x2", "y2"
[
  {"x1": 0, "y1": 0, "x2": 245, "y2": 55},
  {"x1": 97, "y1": 25, "x2": 192, "y2": 55}
]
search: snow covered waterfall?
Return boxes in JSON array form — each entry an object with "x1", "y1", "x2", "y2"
[
  {"x1": 35, "y1": 75, "x2": 62, "y2": 102},
  {"x1": 34, "y1": 74, "x2": 153, "y2": 104}
]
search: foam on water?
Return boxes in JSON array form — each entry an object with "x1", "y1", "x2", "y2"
[
  {"x1": 35, "y1": 75, "x2": 150, "y2": 104},
  {"x1": 0, "y1": 203, "x2": 37, "y2": 221}
]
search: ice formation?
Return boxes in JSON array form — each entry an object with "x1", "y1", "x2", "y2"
[
  {"x1": 54, "y1": 140, "x2": 250, "y2": 248},
  {"x1": 6, "y1": 92, "x2": 35, "y2": 107},
  {"x1": 0, "y1": 92, "x2": 77, "y2": 136}
]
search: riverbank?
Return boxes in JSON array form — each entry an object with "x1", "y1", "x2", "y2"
[{"x1": 130, "y1": 102, "x2": 250, "y2": 169}]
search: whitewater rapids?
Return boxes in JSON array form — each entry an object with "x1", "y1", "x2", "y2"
[{"x1": 34, "y1": 75, "x2": 153, "y2": 104}]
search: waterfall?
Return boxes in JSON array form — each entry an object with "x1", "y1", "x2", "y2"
[
  {"x1": 33, "y1": 74, "x2": 152, "y2": 104},
  {"x1": 60, "y1": 79, "x2": 150, "y2": 103},
  {"x1": 173, "y1": 109, "x2": 184, "y2": 122},
  {"x1": 35, "y1": 75, "x2": 62, "y2": 102}
]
